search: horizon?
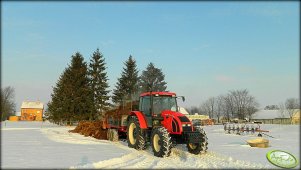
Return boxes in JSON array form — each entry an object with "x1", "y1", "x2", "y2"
[{"x1": 2, "y1": 1, "x2": 300, "y2": 111}]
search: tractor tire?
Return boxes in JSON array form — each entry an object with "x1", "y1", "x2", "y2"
[
  {"x1": 127, "y1": 116, "x2": 146, "y2": 150},
  {"x1": 151, "y1": 127, "x2": 172, "y2": 157},
  {"x1": 187, "y1": 127, "x2": 208, "y2": 155}
]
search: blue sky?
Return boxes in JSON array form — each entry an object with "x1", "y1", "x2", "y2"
[{"x1": 2, "y1": 1, "x2": 299, "y2": 110}]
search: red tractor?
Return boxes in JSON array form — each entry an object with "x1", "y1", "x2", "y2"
[{"x1": 105, "y1": 91, "x2": 208, "y2": 157}]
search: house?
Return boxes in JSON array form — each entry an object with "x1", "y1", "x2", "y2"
[{"x1": 20, "y1": 101, "x2": 44, "y2": 121}]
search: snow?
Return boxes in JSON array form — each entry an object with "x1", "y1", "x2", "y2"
[
  {"x1": 1, "y1": 121, "x2": 300, "y2": 169},
  {"x1": 21, "y1": 101, "x2": 44, "y2": 109}
]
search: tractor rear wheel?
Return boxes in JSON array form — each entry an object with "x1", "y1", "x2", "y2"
[
  {"x1": 187, "y1": 127, "x2": 208, "y2": 155},
  {"x1": 151, "y1": 127, "x2": 172, "y2": 157},
  {"x1": 127, "y1": 116, "x2": 146, "y2": 150}
]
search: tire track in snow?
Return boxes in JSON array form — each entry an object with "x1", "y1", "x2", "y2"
[
  {"x1": 41, "y1": 127, "x2": 269, "y2": 169},
  {"x1": 87, "y1": 144, "x2": 269, "y2": 169},
  {"x1": 40, "y1": 128, "x2": 110, "y2": 145},
  {"x1": 102, "y1": 152, "x2": 145, "y2": 168},
  {"x1": 167, "y1": 146, "x2": 269, "y2": 169}
]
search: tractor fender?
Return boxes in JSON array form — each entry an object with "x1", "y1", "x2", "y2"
[
  {"x1": 128, "y1": 111, "x2": 148, "y2": 129},
  {"x1": 172, "y1": 115, "x2": 184, "y2": 133}
]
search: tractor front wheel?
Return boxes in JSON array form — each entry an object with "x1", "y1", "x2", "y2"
[
  {"x1": 187, "y1": 127, "x2": 208, "y2": 155},
  {"x1": 151, "y1": 127, "x2": 172, "y2": 157},
  {"x1": 127, "y1": 116, "x2": 146, "y2": 150}
]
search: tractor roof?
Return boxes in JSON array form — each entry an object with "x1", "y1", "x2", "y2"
[{"x1": 140, "y1": 91, "x2": 176, "y2": 97}]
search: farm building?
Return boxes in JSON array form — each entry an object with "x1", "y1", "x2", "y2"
[
  {"x1": 291, "y1": 109, "x2": 300, "y2": 124},
  {"x1": 20, "y1": 101, "x2": 44, "y2": 121},
  {"x1": 251, "y1": 109, "x2": 300, "y2": 124}
]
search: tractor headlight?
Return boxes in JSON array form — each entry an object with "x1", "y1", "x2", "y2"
[{"x1": 182, "y1": 124, "x2": 191, "y2": 127}]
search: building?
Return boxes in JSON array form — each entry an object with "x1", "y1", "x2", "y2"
[
  {"x1": 291, "y1": 110, "x2": 300, "y2": 124},
  {"x1": 179, "y1": 107, "x2": 190, "y2": 115},
  {"x1": 251, "y1": 109, "x2": 300, "y2": 124},
  {"x1": 20, "y1": 101, "x2": 44, "y2": 121}
]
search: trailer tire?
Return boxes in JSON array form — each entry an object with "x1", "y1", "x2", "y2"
[
  {"x1": 187, "y1": 127, "x2": 208, "y2": 155},
  {"x1": 110, "y1": 129, "x2": 119, "y2": 142},
  {"x1": 127, "y1": 116, "x2": 146, "y2": 150},
  {"x1": 151, "y1": 127, "x2": 172, "y2": 157}
]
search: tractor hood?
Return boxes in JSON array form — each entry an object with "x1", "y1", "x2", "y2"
[{"x1": 161, "y1": 110, "x2": 191, "y2": 122}]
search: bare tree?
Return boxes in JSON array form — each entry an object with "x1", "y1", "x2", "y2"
[
  {"x1": 245, "y1": 95, "x2": 259, "y2": 121},
  {"x1": 1, "y1": 86, "x2": 16, "y2": 121},
  {"x1": 228, "y1": 89, "x2": 259, "y2": 120},
  {"x1": 215, "y1": 95, "x2": 224, "y2": 123},
  {"x1": 187, "y1": 106, "x2": 201, "y2": 115},
  {"x1": 223, "y1": 94, "x2": 235, "y2": 121},
  {"x1": 229, "y1": 89, "x2": 246, "y2": 119},
  {"x1": 279, "y1": 98, "x2": 300, "y2": 122},
  {"x1": 200, "y1": 97, "x2": 216, "y2": 119},
  {"x1": 264, "y1": 105, "x2": 279, "y2": 110},
  {"x1": 278, "y1": 103, "x2": 286, "y2": 118},
  {"x1": 208, "y1": 89, "x2": 260, "y2": 122}
]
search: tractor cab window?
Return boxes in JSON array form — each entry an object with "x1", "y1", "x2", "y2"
[
  {"x1": 153, "y1": 96, "x2": 178, "y2": 115},
  {"x1": 140, "y1": 96, "x2": 151, "y2": 116}
]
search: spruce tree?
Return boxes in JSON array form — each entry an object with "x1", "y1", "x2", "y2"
[
  {"x1": 47, "y1": 52, "x2": 93, "y2": 125},
  {"x1": 139, "y1": 62, "x2": 167, "y2": 92},
  {"x1": 68, "y1": 52, "x2": 93, "y2": 122},
  {"x1": 88, "y1": 48, "x2": 110, "y2": 119},
  {"x1": 47, "y1": 67, "x2": 71, "y2": 125},
  {"x1": 112, "y1": 55, "x2": 139, "y2": 105}
]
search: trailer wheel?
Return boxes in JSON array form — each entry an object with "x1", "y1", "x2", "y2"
[
  {"x1": 151, "y1": 127, "x2": 172, "y2": 157},
  {"x1": 127, "y1": 116, "x2": 146, "y2": 150},
  {"x1": 187, "y1": 127, "x2": 208, "y2": 155},
  {"x1": 108, "y1": 129, "x2": 119, "y2": 142}
]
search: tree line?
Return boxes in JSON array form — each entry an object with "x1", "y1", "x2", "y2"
[
  {"x1": 198, "y1": 89, "x2": 259, "y2": 122},
  {"x1": 187, "y1": 89, "x2": 300, "y2": 123},
  {"x1": 45, "y1": 49, "x2": 167, "y2": 125}
]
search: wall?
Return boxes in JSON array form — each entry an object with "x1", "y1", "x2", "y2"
[{"x1": 21, "y1": 108, "x2": 43, "y2": 121}]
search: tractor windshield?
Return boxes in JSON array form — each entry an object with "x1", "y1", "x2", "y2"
[{"x1": 153, "y1": 96, "x2": 178, "y2": 115}]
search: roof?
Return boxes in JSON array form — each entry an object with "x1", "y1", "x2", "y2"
[
  {"x1": 179, "y1": 107, "x2": 190, "y2": 115},
  {"x1": 21, "y1": 101, "x2": 44, "y2": 109},
  {"x1": 140, "y1": 92, "x2": 176, "y2": 97},
  {"x1": 252, "y1": 110, "x2": 289, "y2": 119},
  {"x1": 186, "y1": 114, "x2": 209, "y2": 120}
]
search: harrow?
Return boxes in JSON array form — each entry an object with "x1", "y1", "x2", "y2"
[{"x1": 223, "y1": 122, "x2": 269, "y2": 137}]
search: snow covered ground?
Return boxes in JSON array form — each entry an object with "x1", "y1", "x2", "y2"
[{"x1": 1, "y1": 121, "x2": 300, "y2": 169}]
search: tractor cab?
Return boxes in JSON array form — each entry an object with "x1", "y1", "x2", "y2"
[
  {"x1": 139, "y1": 92, "x2": 184, "y2": 127},
  {"x1": 126, "y1": 91, "x2": 208, "y2": 157}
]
